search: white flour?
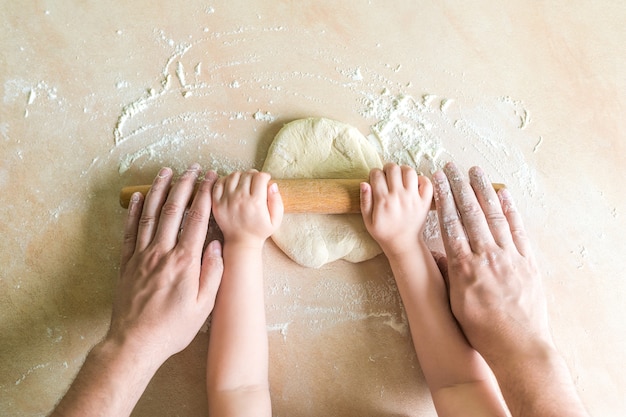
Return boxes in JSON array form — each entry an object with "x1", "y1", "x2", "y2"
[{"x1": 105, "y1": 21, "x2": 541, "y2": 337}]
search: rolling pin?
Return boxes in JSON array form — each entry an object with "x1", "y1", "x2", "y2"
[{"x1": 120, "y1": 178, "x2": 506, "y2": 214}]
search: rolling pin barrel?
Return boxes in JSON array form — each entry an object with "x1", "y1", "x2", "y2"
[
  {"x1": 119, "y1": 178, "x2": 505, "y2": 213},
  {"x1": 119, "y1": 178, "x2": 363, "y2": 213}
]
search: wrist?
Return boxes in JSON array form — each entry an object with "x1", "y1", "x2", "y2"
[
  {"x1": 487, "y1": 337, "x2": 589, "y2": 416},
  {"x1": 98, "y1": 332, "x2": 164, "y2": 375},
  {"x1": 381, "y1": 238, "x2": 426, "y2": 262},
  {"x1": 223, "y1": 238, "x2": 267, "y2": 253},
  {"x1": 487, "y1": 336, "x2": 559, "y2": 376}
]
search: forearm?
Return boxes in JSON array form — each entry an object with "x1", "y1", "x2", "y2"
[
  {"x1": 207, "y1": 244, "x2": 270, "y2": 411},
  {"x1": 50, "y1": 336, "x2": 160, "y2": 417},
  {"x1": 386, "y1": 243, "x2": 506, "y2": 415},
  {"x1": 488, "y1": 341, "x2": 589, "y2": 417},
  {"x1": 387, "y1": 243, "x2": 492, "y2": 387}
]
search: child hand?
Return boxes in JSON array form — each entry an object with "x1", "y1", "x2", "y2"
[
  {"x1": 212, "y1": 170, "x2": 283, "y2": 249},
  {"x1": 360, "y1": 163, "x2": 433, "y2": 257}
]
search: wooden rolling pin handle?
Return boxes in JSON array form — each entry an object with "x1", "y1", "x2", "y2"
[{"x1": 119, "y1": 179, "x2": 506, "y2": 213}]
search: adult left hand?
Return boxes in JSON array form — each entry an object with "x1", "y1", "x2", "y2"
[{"x1": 109, "y1": 164, "x2": 224, "y2": 364}]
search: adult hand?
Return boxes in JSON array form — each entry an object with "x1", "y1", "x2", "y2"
[
  {"x1": 110, "y1": 164, "x2": 224, "y2": 364},
  {"x1": 432, "y1": 162, "x2": 553, "y2": 363},
  {"x1": 51, "y1": 164, "x2": 225, "y2": 417},
  {"x1": 432, "y1": 162, "x2": 591, "y2": 417}
]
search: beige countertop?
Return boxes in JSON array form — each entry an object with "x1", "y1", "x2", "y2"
[{"x1": 1, "y1": 1, "x2": 625, "y2": 416}]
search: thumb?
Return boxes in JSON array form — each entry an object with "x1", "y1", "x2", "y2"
[
  {"x1": 360, "y1": 182, "x2": 373, "y2": 222},
  {"x1": 267, "y1": 182, "x2": 284, "y2": 228},
  {"x1": 198, "y1": 240, "x2": 224, "y2": 309},
  {"x1": 431, "y1": 251, "x2": 450, "y2": 291}
]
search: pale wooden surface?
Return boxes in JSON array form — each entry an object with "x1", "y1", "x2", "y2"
[{"x1": 1, "y1": 1, "x2": 625, "y2": 416}]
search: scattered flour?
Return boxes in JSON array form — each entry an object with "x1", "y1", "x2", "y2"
[
  {"x1": 253, "y1": 110, "x2": 276, "y2": 122},
  {"x1": 266, "y1": 270, "x2": 408, "y2": 339}
]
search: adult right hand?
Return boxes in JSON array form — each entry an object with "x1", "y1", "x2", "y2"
[
  {"x1": 432, "y1": 162, "x2": 591, "y2": 417},
  {"x1": 431, "y1": 162, "x2": 554, "y2": 364}
]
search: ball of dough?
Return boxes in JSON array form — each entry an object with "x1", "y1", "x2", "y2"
[{"x1": 262, "y1": 117, "x2": 383, "y2": 268}]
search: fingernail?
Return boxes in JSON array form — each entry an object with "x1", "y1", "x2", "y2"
[
  {"x1": 208, "y1": 240, "x2": 222, "y2": 257},
  {"x1": 469, "y1": 167, "x2": 488, "y2": 190},
  {"x1": 158, "y1": 167, "x2": 171, "y2": 178},
  {"x1": 499, "y1": 188, "x2": 515, "y2": 212},
  {"x1": 269, "y1": 182, "x2": 279, "y2": 194},
  {"x1": 186, "y1": 163, "x2": 201, "y2": 178},
  {"x1": 432, "y1": 170, "x2": 446, "y2": 185},
  {"x1": 130, "y1": 192, "x2": 141, "y2": 203},
  {"x1": 204, "y1": 170, "x2": 218, "y2": 181}
]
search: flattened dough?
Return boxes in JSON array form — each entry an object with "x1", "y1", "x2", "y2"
[{"x1": 262, "y1": 117, "x2": 383, "y2": 268}]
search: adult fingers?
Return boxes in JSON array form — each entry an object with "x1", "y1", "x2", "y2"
[
  {"x1": 153, "y1": 164, "x2": 201, "y2": 250},
  {"x1": 468, "y1": 167, "x2": 514, "y2": 249},
  {"x1": 120, "y1": 192, "x2": 144, "y2": 273},
  {"x1": 443, "y1": 162, "x2": 495, "y2": 252},
  {"x1": 136, "y1": 167, "x2": 173, "y2": 252},
  {"x1": 178, "y1": 170, "x2": 218, "y2": 252},
  {"x1": 432, "y1": 169, "x2": 471, "y2": 258},
  {"x1": 198, "y1": 240, "x2": 224, "y2": 308},
  {"x1": 498, "y1": 188, "x2": 532, "y2": 257}
]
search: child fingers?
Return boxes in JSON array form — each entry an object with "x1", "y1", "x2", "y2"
[
  {"x1": 250, "y1": 170, "x2": 270, "y2": 197},
  {"x1": 136, "y1": 167, "x2": 173, "y2": 252},
  {"x1": 417, "y1": 175, "x2": 433, "y2": 202},
  {"x1": 267, "y1": 181, "x2": 284, "y2": 227},
  {"x1": 369, "y1": 167, "x2": 388, "y2": 199},
  {"x1": 468, "y1": 166, "x2": 514, "y2": 249},
  {"x1": 227, "y1": 171, "x2": 244, "y2": 194},
  {"x1": 360, "y1": 181, "x2": 374, "y2": 220},
  {"x1": 212, "y1": 175, "x2": 226, "y2": 202},
  {"x1": 401, "y1": 165, "x2": 418, "y2": 191},
  {"x1": 383, "y1": 163, "x2": 403, "y2": 192}
]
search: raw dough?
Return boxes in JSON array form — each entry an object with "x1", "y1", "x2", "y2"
[{"x1": 262, "y1": 117, "x2": 383, "y2": 268}]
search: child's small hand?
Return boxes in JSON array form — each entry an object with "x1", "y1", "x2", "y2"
[
  {"x1": 212, "y1": 170, "x2": 283, "y2": 249},
  {"x1": 360, "y1": 163, "x2": 433, "y2": 257}
]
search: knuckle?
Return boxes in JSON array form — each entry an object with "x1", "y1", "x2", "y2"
[
  {"x1": 123, "y1": 231, "x2": 137, "y2": 244},
  {"x1": 139, "y1": 214, "x2": 157, "y2": 227},
  {"x1": 461, "y1": 200, "x2": 483, "y2": 217},
  {"x1": 485, "y1": 212, "x2": 508, "y2": 226},
  {"x1": 442, "y1": 213, "x2": 461, "y2": 228},
  {"x1": 184, "y1": 208, "x2": 206, "y2": 224},
  {"x1": 161, "y1": 201, "x2": 182, "y2": 216}
]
